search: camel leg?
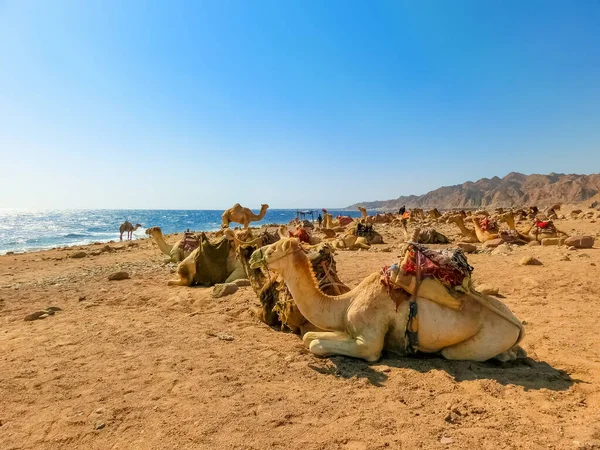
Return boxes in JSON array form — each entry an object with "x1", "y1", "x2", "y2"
[
  {"x1": 120, "y1": 232, "x2": 123, "y2": 242},
  {"x1": 441, "y1": 320, "x2": 521, "y2": 362},
  {"x1": 167, "y1": 278, "x2": 189, "y2": 286},
  {"x1": 224, "y1": 265, "x2": 247, "y2": 283},
  {"x1": 303, "y1": 331, "x2": 385, "y2": 362}
]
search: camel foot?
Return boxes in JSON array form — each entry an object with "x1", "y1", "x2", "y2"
[{"x1": 303, "y1": 331, "x2": 382, "y2": 362}]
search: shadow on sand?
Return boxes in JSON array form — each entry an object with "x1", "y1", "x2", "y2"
[{"x1": 309, "y1": 352, "x2": 580, "y2": 390}]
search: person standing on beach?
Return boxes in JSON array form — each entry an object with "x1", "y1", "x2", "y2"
[
  {"x1": 317, "y1": 214, "x2": 322, "y2": 227},
  {"x1": 398, "y1": 205, "x2": 406, "y2": 216}
]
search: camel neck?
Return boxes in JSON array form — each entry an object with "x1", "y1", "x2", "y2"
[
  {"x1": 153, "y1": 231, "x2": 173, "y2": 255},
  {"x1": 278, "y1": 251, "x2": 351, "y2": 332}
]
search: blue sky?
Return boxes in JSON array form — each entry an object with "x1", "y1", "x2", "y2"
[{"x1": 1, "y1": 1, "x2": 599, "y2": 209}]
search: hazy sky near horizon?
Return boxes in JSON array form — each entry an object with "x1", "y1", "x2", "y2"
[{"x1": 1, "y1": 1, "x2": 599, "y2": 209}]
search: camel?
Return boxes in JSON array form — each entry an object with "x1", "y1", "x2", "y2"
[
  {"x1": 278, "y1": 225, "x2": 321, "y2": 245},
  {"x1": 119, "y1": 221, "x2": 141, "y2": 241},
  {"x1": 249, "y1": 238, "x2": 525, "y2": 362},
  {"x1": 520, "y1": 219, "x2": 568, "y2": 242},
  {"x1": 410, "y1": 227, "x2": 450, "y2": 244},
  {"x1": 446, "y1": 214, "x2": 478, "y2": 243},
  {"x1": 168, "y1": 229, "x2": 259, "y2": 286},
  {"x1": 427, "y1": 208, "x2": 442, "y2": 220},
  {"x1": 410, "y1": 209, "x2": 425, "y2": 221},
  {"x1": 325, "y1": 233, "x2": 371, "y2": 250},
  {"x1": 358, "y1": 207, "x2": 369, "y2": 222},
  {"x1": 145, "y1": 226, "x2": 191, "y2": 263},
  {"x1": 221, "y1": 203, "x2": 269, "y2": 229},
  {"x1": 347, "y1": 222, "x2": 384, "y2": 245},
  {"x1": 470, "y1": 217, "x2": 499, "y2": 242}
]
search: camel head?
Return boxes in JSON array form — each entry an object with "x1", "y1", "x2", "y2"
[
  {"x1": 145, "y1": 226, "x2": 161, "y2": 236},
  {"x1": 135, "y1": 223, "x2": 142, "y2": 229},
  {"x1": 249, "y1": 238, "x2": 301, "y2": 271},
  {"x1": 261, "y1": 204, "x2": 270, "y2": 211}
]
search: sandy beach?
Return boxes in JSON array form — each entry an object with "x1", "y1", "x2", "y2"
[{"x1": 1, "y1": 206, "x2": 599, "y2": 450}]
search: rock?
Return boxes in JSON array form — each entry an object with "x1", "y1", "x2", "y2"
[
  {"x1": 457, "y1": 243, "x2": 477, "y2": 253},
  {"x1": 70, "y1": 251, "x2": 87, "y2": 259},
  {"x1": 38, "y1": 313, "x2": 49, "y2": 319},
  {"x1": 94, "y1": 422, "x2": 105, "y2": 430},
  {"x1": 108, "y1": 271, "x2": 130, "y2": 281},
  {"x1": 520, "y1": 256, "x2": 542, "y2": 266},
  {"x1": 478, "y1": 285, "x2": 499, "y2": 296},
  {"x1": 6, "y1": 251, "x2": 14, "y2": 255},
  {"x1": 46, "y1": 306, "x2": 62, "y2": 312},
  {"x1": 541, "y1": 238, "x2": 564, "y2": 246},
  {"x1": 564, "y1": 235, "x2": 594, "y2": 249},
  {"x1": 482, "y1": 238, "x2": 503, "y2": 249},
  {"x1": 492, "y1": 244, "x2": 512, "y2": 255},
  {"x1": 101, "y1": 245, "x2": 113, "y2": 253},
  {"x1": 527, "y1": 240, "x2": 541, "y2": 246},
  {"x1": 568, "y1": 246, "x2": 577, "y2": 251},
  {"x1": 90, "y1": 251, "x2": 102, "y2": 256},
  {"x1": 79, "y1": 296, "x2": 86, "y2": 301},
  {"x1": 24, "y1": 311, "x2": 47, "y2": 321},
  {"x1": 440, "y1": 437, "x2": 454, "y2": 445},
  {"x1": 212, "y1": 283, "x2": 239, "y2": 298},
  {"x1": 217, "y1": 334, "x2": 234, "y2": 341},
  {"x1": 232, "y1": 279, "x2": 251, "y2": 287},
  {"x1": 559, "y1": 255, "x2": 571, "y2": 261}
]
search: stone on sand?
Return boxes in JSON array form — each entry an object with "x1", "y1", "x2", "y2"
[
  {"x1": 70, "y1": 251, "x2": 87, "y2": 259},
  {"x1": 212, "y1": 283, "x2": 239, "y2": 298},
  {"x1": 482, "y1": 238, "x2": 503, "y2": 249},
  {"x1": 457, "y1": 243, "x2": 477, "y2": 253},
  {"x1": 564, "y1": 235, "x2": 594, "y2": 249},
  {"x1": 520, "y1": 256, "x2": 542, "y2": 266},
  {"x1": 477, "y1": 285, "x2": 499, "y2": 296},
  {"x1": 108, "y1": 271, "x2": 130, "y2": 281}
]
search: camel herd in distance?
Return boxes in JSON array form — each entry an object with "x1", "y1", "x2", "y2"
[{"x1": 135, "y1": 200, "x2": 597, "y2": 363}]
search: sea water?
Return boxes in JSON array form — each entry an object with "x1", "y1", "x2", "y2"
[{"x1": 0, "y1": 209, "x2": 364, "y2": 255}]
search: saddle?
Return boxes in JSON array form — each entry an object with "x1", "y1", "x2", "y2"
[
  {"x1": 381, "y1": 243, "x2": 473, "y2": 311},
  {"x1": 380, "y1": 243, "x2": 474, "y2": 353},
  {"x1": 534, "y1": 220, "x2": 557, "y2": 234},
  {"x1": 479, "y1": 217, "x2": 498, "y2": 232},
  {"x1": 179, "y1": 232, "x2": 200, "y2": 253}
]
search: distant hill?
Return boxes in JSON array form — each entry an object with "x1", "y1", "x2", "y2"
[{"x1": 348, "y1": 172, "x2": 600, "y2": 211}]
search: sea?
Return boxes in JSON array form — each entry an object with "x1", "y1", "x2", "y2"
[{"x1": 0, "y1": 209, "x2": 364, "y2": 255}]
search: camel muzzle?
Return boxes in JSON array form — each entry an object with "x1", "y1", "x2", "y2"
[{"x1": 249, "y1": 248, "x2": 265, "y2": 269}]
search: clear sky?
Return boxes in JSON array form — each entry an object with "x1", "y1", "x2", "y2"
[{"x1": 1, "y1": 1, "x2": 599, "y2": 209}]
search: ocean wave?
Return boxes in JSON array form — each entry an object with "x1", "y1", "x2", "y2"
[{"x1": 64, "y1": 233, "x2": 90, "y2": 238}]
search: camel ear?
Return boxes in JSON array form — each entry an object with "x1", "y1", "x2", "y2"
[{"x1": 282, "y1": 238, "x2": 294, "y2": 252}]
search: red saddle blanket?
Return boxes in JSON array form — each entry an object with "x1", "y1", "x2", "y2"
[{"x1": 399, "y1": 243, "x2": 474, "y2": 288}]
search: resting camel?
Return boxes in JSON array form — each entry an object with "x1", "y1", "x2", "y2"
[
  {"x1": 325, "y1": 233, "x2": 371, "y2": 250},
  {"x1": 146, "y1": 226, "x2": 191, "y2": 263},
  {"x1": 119, "y1": 221, "x2": 141, "y2": 241},
  {"x1": 278, "y1": 225, "x2": 321, "y2": 245},
  {"x1": 446, "y1": 214, "x2": 478, "y2": 243},
  {"x1": 471, "y1": 217, "x2": 499, "y2": 242},
  {"x1": 250, "y1": 238, "x2": 525, "y2": 362},
  {"x1": 410, "y1": 227, "x2": 450, "y2": 244},
  {"x1": 168, "y1": 229, "x2": 259, "y2": 286},
  {"x1": 520, "y1": 219, "x2": 568, "y2": 242},
  {"x1": 221, "y1": 203, "x2": 269, "y2": 229}
]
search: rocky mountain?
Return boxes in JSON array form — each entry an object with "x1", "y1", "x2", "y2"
[{"x1": 348, "y1": 172, "x2": 600, "y2": 211}]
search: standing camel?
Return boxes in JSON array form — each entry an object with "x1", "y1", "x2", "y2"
[
  {"x1": 221, "y1": 203, "x2": 269, "y2": 229},
  {"x1": 119, "y1": 221, "x2": 142, "y2": 241}
]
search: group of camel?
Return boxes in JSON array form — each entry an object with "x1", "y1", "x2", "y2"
[{"x1": 139, "y1": 202, "x2": 534, "y2": 364}]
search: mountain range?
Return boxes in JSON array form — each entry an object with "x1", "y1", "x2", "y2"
[{"x1": 348, "y1": 172, "x2": 600, "y2": 211}]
